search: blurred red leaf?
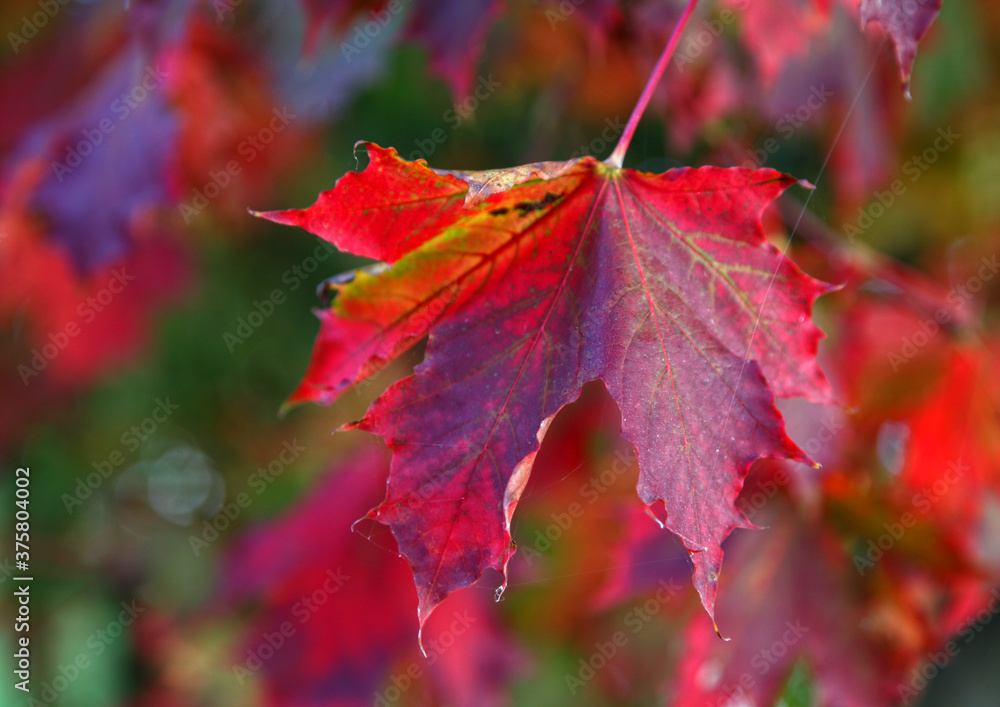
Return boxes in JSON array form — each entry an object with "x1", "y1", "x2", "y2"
[
  {"x1": 672, "y1": 521, "x2": 889, "y2": 707},
  {"x1": 728, "y1": 0, "x2": 830, "y2": 83},
  {"x1": 894, "y1": 346, "x2": 1000, "y2": 564},
  {"x1": 403, "y1": 0, "x2": 501, "y2": 97},
  {"x1": 4, "y1": 45, "x2": 179, "y2": 274},
  {"x1": 0, "y1": 159, "x2": 188, "y2": 389},
  {"x1": 221, "y1": 443, "x2": 416, "y2": 706},
  {"x1": 222, "y1": 442, "x2": 522, "y2": 707}
]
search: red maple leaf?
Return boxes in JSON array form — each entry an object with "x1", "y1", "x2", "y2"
[
  {"x1": 893, "y1": 346, "x2": 1000, "y2": 563},
  {"x1": 259, "y1": 5, "x2": 833, "y2": 636},
  {"x1": 259, "y1": 139, "x2": 832, "y2": 633},
  {"x1": 672, "y1": 519, "x2": 890, "y2": 707}
]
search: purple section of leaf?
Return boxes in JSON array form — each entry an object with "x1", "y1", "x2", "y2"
[
  {"x1": 861, "y1": 0, "x2": 942, "y2": 90},
  {"x1": 23, "y1": 50, "x2": 178, "y2": 274},
  {"x1": 404, "y1": 0, "x2": 499, "y2": 96}
]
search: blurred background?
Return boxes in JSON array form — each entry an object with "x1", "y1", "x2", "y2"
[{"x1": 2, "y1": 0, "x2": 1000, "y2": 705}]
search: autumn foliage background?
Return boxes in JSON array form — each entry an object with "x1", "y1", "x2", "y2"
[{"x1": 2, "y1": 0, "x2": 1000, "y2": 705}]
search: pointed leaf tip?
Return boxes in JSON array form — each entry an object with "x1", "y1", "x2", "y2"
[
  {"x1": 713, "y1": 622, "x2": 731, "y2": 642},
  {"x1": 251, "y1": 208, "x2": 305, "y2": 228}
]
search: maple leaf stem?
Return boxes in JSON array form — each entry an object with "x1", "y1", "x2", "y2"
[{"x1": 606, "y1": 0, "x2": 701, "y2": 168}]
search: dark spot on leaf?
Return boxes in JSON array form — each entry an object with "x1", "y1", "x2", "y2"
[
  {"x1": 316, "y1": 278, "x2": 342, "y2": 307},
  {"x1": 514, "y1": 192, "x2": 561, "y2": 214},
  {"x1": 489, "y1": 207, "x2": 510, "y2": 216},
  {"x1": 316, "y1": 262, "x2": 390, "y2": 306}
]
